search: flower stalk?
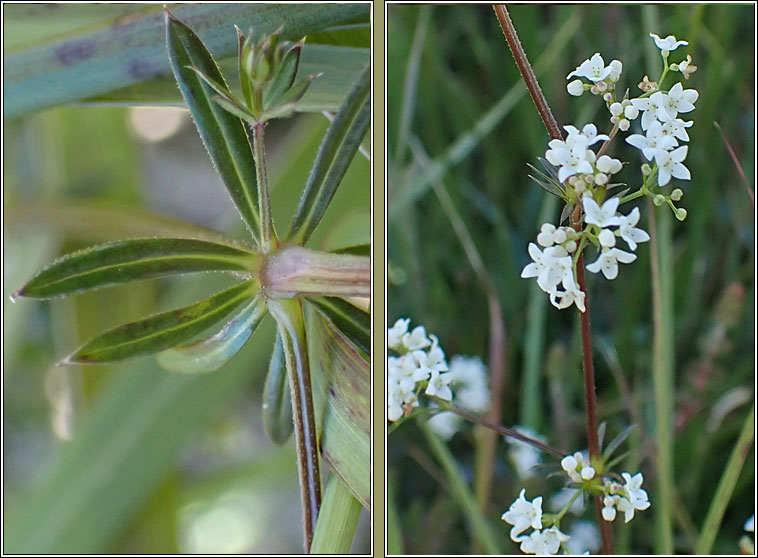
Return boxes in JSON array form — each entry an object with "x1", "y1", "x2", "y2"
[{"x1": 495, "y1": 5, "x2": 614, "y2": 553}]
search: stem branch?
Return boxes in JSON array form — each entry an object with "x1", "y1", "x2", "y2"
[{"x1": 253, "y1": 122, "x2": 274, "y2": 252}]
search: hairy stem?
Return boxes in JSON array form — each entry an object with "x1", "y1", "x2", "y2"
[
  {"x1": 253, "y1": 122, "x2": 274, "y2": 252},
  {"x1": 495, "y1": 5, "x2": 614, "y2": 552}
]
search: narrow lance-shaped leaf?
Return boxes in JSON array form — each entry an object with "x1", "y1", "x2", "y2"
[
  {"x1": 63, "y1": 280, "x2": 257, "y2": 365},
  {"x1": 306, "y1": 296, "x2": 369, "y2": 356},
  {"x1": 15, "y1": 238, "x2": 258, "y2": 299},
  {"x1": 264, "y1": 39, "x2": 304, "y2": 109},
  {"x1": 306, "y1": 306, "x2": 369, "y2": 509},
  {"x1": 262, "y1": 331, "x2": 294, "y2": 445},
  {"x1": 165, "y1": 11, "x2": 260, "y2": 244},
  {"x1": 331, "y1": 243, "x2": 370, "y2": 257},
  {"x1": 287, "y1": 63, "x2": 370, "y2": 245},
  {"x1": 157, "y1": 295, "x2": 267, "y2": 374}
]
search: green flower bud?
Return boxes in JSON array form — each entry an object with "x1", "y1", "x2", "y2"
[
  {"x1": 670, "y1": 188, "x2": 683, "y2": 201},
  {"x1": 675, "y1": 207, "x2": 688, "y2": 221},
  {"x1": 641, "y1": 163, "x2": 652, "y2": 176},
  {"x1": 653, "y1": 194, "x2": 666, "y2": 206}
]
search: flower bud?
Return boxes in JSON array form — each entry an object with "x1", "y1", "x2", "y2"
[
  {"x1": 670, "y1": 188, "x2": 683, "y2": 201},
  {"x1": 624, "y1": 105, "x2": 640, "y2": 120},
  {"x1": 653, "y1": 194, "x2": 666, "y2": 206},
  {"x1": 567, "y1": 79, "x2": 585, "y2": 96},
  {"x1": 603, "y1": 92, "x2": 613, "y2": 102},
  {"x1": 594, "y1": 172, "x2": 608, "y2": 185},
  {"x1": 610, "y1": 102, "x2": 623, "y2": 116},
  {"x1": 641, "y1": 163, "x2": 652, "y2": 176},
  {"x1": 596, "y1": 80, "x2": 608, "y2": 92},
  {"x1": 618, "y1": 118, "x2": 630, "y2": 131},
  {"x1": 676, "y1": 207, "x2": 688, "y2": 221}
]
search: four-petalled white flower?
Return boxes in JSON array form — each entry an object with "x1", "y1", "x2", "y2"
[
  {"x1": 502, "y1": 489, "x2": 544, "y2": 542},
  {"x1": 650, "y1": 33, "x2": 688, "y2": 52}
]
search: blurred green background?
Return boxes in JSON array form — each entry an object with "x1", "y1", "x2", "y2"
[
  {"x1": 387, "y1": 4, "x2": 754, "y2": 555},
  {"x1": 3, "y1": 4, "x2": 369, "y2": 554}
]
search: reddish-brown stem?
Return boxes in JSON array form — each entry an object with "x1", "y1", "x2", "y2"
[
  {"x1": 493, "y1": 4, "x2": 562, "y2": 140},
  {"x1": 495, "y1": 5, "x2": 614, "y2": 553}
]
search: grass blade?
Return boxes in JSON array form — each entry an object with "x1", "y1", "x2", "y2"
[
  {"x1": 306, "y1": 296, "x2": 370, "y2": 355},
  {"x1": 309, "y1": 475, "x2": 362, "y2": 554},
  {"x1": 156, "y1": 295, "x2": 266, "y2": 373},
  {"x1": 15, "y1": 238, "x2": 258, "y2": 299},
  {"x1": 306, "y1": 307, "x2": 370, "y2": 509},
  {"x1": 695, "y1": 404, "x2": 755, "y2": 554},
  {"x1": 4, "y1": 3, "x2": 369, "y2": 117},
  {"x1": 165, "y1": 10, "x2": 260, "y2": 243},
  {"x1": 64, "y1": 279, "x2": 257, "y2": 364},
  {"x1": 287, "y1": 64, "x2": 370, "y2": 245}
]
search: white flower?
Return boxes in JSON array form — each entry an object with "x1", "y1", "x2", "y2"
[
  {"x1": 661, "y1": 118, "x2": 693, "y2": 142},
  {"x1": 507, "y1": 426, "x2": 545, "y2": 480},
  {"x1": 566, "y1": 520, "x2": 601, "y2": 555},
  {"x1": 602, "y1": 496, "x2": 617, "y2": 521},
  {"x1": 427, "y1": 409, "x2": 462, "y2": 439},
  {"x1": 660, "y1": 82, "x2": 698, "y2": 120},
  {"x1": 549, "y1": 285, "x2": 586, "y2": 313},
  {"x1": 565, "y1": 123, "x2": 610, "y2": 146},
  {"x1": 520, "y1": 527, "x2": 571, "y2": 555},
  {"x1": 596, "y1": 154, "x2": 623, "y2": 174},
  {"x1": 425, "y1": 369, "x2": 453, "y2": 400},
  {"x1": 616, "y1": 207, "x2": 650, "y2": 250},
  {"x1": 545, "y1": 143, "x2": 594, "y2": 183},
  {"x1": 583, "y1": 197, "x2": 622, "y2": 228},
  {"x1": 622, "y1": 472, "x2": 651, "y2": 515},
  {"x1": 521, "y1": 243, "x2": 576, "y2": 294},
  {"x1": 626, "y1": 120, "x2": 678, "y2": 161},
  {"x1": 537, "y1": 223, "x2": 557, "y2": 247},
  {"x1": 502, "y1": 489, "x2": 544, "y2": 542},
  {"x1": 631, "y1": 93, "x2": 668, "y2": 130},
  {"x1": 567, "y1": 79, "x2": 585, "y2": 96},
  {"x1": 388, "y1": 318, "x2": 410, "y2": 351},
  {"x1": 655, "y1": 145, "x2": 690, "y2": 186},
  {"x1": 567, "y1": 52, "x2": 613, "y2": 82},
  {"x1": 448, "y1": 355, "x2": 490, "y2": 414},
  {"x1": 649, "y1": 33, "x2": 688, "y2": 52},
  {"x1": 587, "y1": 247, "x2": 637, "y2": 280},
  {"x1": 607, "y1": 59, "x2": 623, "y2": 82},
  {"x1": 403, "y1": 325, "x2": 431, "y2": 351}
]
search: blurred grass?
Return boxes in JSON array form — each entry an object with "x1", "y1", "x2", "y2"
[{"x1": 387, "y1": 4, "x2": 754, "y2": 555}]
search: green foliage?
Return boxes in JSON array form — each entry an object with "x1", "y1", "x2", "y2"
[
  {"x1": 5, "y1": 5, "x2": 369, "y2": 554},
  {"x1": 387, "y1": 4, "x2": 754, "y2": 555}
]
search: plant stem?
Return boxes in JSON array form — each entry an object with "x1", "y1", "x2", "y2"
[
  {"x1": 493, "y1": 4, "x2": 562, "y2": 140},
  {"x1": 428, "y1": 396, "x2": 565, "y2": 458},
  {"x1": 268, "y1": 299, "x2": 321, "y2": 551},
  {"x1": 253, "y1": 122, "x2": 274, "y2": 252},
  {"x1": 495, "y1": 5, "x2": 614, "y2": 552}
]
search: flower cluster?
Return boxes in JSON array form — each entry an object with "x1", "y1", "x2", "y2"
[
  {"x1": 427, "y1": 355, "x2": 490, "y2": 438},
  {"x1": 523, "y1": 32, "x2": 697, "y2": 312},
  {"x1": 503, "y1": 449, "x2": 651, "y2": 555},
  {"x1": 387, "y1": 318, "x2": 452, "y2": 421}
]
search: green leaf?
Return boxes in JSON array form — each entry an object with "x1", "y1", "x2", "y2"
[
  {"x1": 165, "y1": 11, "x2": 260, "y2": 244},
  {"x1": 16, "y1": 238, "x2": 258, "y2": 299},
  {"x1": 306, "y1": 297, "x2": 369, "y2": 356},
  {"x1": 307, "y1": 306, "x2": 370, "y2": 509},
  {"x1": 156, "y1": 295, "x2": 266, "y2": 373},
  {"x1": 287, "y1": 63, "x2": 370, "y2": 245},
  {"x1": 602, "y1": 424, "x2": 636, "y2": 461},
  {"x1": 64, "y1": 279, "x2": 257, "y2": 364},
  {"x1": 262, "y1": 331, "x2": 294, "y2": 445},
  {"x1": 264, "y1": 40, "x2": 303, "y2": 109},
  {"x1": 4, "y1": 3, "x2": 370, "y2": 117},
  {"x1": 331, "y1": 243, "x2": 370, "y2": 257},
  {"x1": 309, "y1": 475, "x2": 361, "y2": 554},
  {"x1": 79, "y1": 45, "x2": 369, "y2": 113}
]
